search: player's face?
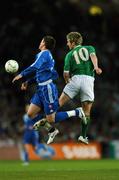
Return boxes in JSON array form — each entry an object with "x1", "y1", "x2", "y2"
[
  {"x1": 67, "y1": 39, "x2": 74, "y2": 50},
  {"x1": 39, "y1": 39, "x2": 45, "y2": 50}
]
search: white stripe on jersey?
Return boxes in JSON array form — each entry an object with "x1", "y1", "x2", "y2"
[{"x1": 30, "y1": 51, "x2": 44, "y2": 67}]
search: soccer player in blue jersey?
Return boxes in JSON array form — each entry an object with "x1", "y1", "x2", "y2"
[
  {"x1": 12, "y1": 36, "x2": 86, "y2": 144},
  {"x1": 22, "y1": 104, "x2": 55, "y2": 165}
]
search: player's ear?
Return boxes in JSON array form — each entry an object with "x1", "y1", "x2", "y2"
[{"x1": 72, "y1": 42, "x2": 76, "y2": 47}]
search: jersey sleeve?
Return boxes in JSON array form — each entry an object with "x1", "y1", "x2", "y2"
[
  {"x1": 64, "y1": 53, "x2": 71, "y2": 72},
  {"x1": 20, "y1": 52, "x2": 47, "y2": 77},
  {"x1": 20, "y1": 66, "x2": 36, "y2": 77},
  {"x1": 88, "y1": 46, "x2": 96, "y2": 55},
  {"x1": 27, "y1": 76, "x2": 36, "y2": 84}
]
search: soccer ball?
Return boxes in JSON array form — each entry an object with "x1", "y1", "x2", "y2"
[{"x1": 5, "y1": 60, "x2": 19, "y2": 73}]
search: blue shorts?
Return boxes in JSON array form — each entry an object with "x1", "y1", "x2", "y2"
[{"x1": 30, "y1": 82, "x2": 59, "y2": 115}]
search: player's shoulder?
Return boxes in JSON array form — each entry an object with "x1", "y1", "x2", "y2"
[
  {"x1": 65, "y1": 50, "x2": 72, "y2": 59},
  {"x1": 44, "y1": 50, "x2": 53, "y2": 59},
  {"x1": 83, "y1": 45, "x2": 96, "y2": 53},
  {"x1": 82, "y1": 45, "x2": 95, "y2": 49},
  {"x1": 37, "y1": 50, "x2": 52, "y2": 60},
  {"x1": 37, "y1": 50, "x2": 49, "y2": 56}
]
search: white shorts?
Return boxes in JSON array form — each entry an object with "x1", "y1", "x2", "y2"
[{"x1": 63, "y1": 75, "x2": 95, "y2": 102}]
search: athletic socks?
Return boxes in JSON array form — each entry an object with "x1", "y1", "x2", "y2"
[
  {"x1": 55, "y1": 109, "x2": 79, "y2": 123},
  {"x1": 80, "y1": 116, "x2": 90, "y2": 138},
  {"x1": 23, "y1": 151, "x2": 29, "y2": 163}
]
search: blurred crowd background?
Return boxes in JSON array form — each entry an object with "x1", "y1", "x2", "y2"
[{"x1": 0, "y1": 0, "x2": 119, "y2": 147}]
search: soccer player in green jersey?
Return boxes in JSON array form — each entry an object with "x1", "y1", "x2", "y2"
[{"x1": 59, "y1": 32, "x2": 102, "y2": 144}]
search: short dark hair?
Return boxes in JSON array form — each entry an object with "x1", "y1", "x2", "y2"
[
  {"x1": 66, "y1": 32, "x2": 83, "y2": 45},
  {"x1": 43, "y1": 36, "x2": 56, "y2": 50}
]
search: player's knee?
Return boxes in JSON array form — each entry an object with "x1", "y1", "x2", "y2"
[
  {"x1": 82, "y1": 108, "x2": 91, "y2": 117},
  {"x1": 46, "y1": 112, "x2": 56, "y2": 123},
  {"x1": 27, "y1": 112, "x2": 36, "y2": 119},
  {"x1": 84, "y1": 112, "x2": 90, "y2": 118}
]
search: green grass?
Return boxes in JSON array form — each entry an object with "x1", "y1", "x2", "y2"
[{"x1": 0, "y1": 159, "x2": 119, "y2": 180}]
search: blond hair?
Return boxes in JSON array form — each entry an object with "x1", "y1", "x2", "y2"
[{"x1": 66, "y1": 32, "x2": 83, "y2": 45}]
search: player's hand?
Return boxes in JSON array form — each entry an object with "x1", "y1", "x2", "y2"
[
  {"x1": 21, "y1": 82, "x2": 28, "y2": 90},
  {"x1": 12, "y1": 74, "x2": 22, "y2": 83},
  {"x1": 95, "y1": 68, "x2": 102, "y2": 75}
]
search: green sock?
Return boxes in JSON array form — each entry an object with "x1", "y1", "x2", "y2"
[{"x1": 80, "y1": 116, "x2": 90, "y2": 138}]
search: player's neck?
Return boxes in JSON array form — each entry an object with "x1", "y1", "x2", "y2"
[
  {"x1": 74, "y1": 44, "x2": 81, "y2": 49},
  {"x1": 41, "y1": 47, "x2": 48, "y2": 51}
]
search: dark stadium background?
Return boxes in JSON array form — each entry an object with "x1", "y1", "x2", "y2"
[{"x1": 0, "y1": 0, "x2": 119, "y2": 159}]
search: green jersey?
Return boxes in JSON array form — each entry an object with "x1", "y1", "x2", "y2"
[{"x1": 64, "y1": 45, "x2": 96, "y2": 77}]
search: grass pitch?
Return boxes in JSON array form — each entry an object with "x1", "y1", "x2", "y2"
[{"x1": 0, "y1": 159, "x2": 119, "y2": 180}]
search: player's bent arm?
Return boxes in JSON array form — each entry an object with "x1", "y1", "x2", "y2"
[
  {"x1": 63, "y1": 71, "x2": 71, "y2": 84},
  {"x1": 20, "y1": 66, "x2": 36, "y2": 77},
  {"x1": 90, "y1": 53, "x2": 98, "y2": 70},
  {"x1": 90, "y1": 53, "x2": 102, "y2": 75}
]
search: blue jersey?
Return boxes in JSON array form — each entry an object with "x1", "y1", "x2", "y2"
[
  {"x1": 21, "y1": 50, "x2": 59, "y2": 115},
  {"x1": 20, "y1": 50, "x2": 58, "y2": 83}
]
